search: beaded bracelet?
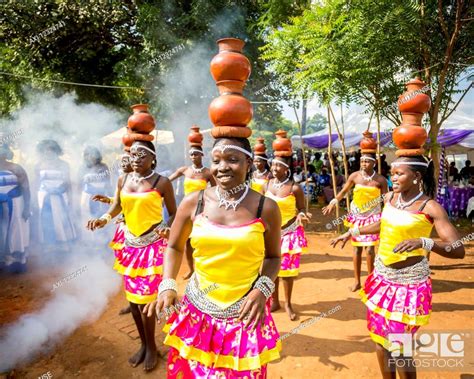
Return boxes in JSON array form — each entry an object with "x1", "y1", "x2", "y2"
[
  {"x1": 420, "y1": 237, "x2": 434, "y2": 252},
  {"x1": 158, "y1": 278, "x2": 178, "y2": 295},
  {"x1": 253, "y1": 275, "x2": 275, "y2": 300},
  {"x1": 330, "y1": 198, "x2": 339, "y2": 206},
  {"x1": 99, "y1": 213, "x2": 112, "y2": 224}
]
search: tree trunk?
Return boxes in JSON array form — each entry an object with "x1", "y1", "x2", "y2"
[{"x1": 301, "y1": 99, "x2": 307, "y2": 135}]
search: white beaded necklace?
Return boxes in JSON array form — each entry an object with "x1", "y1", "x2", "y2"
[
  {"x1": 360, "y1": 169, "x2": 376, "y2": 182},
  {"x1": 131, "y1": 171, "x2": 154, "y2": 184},
  {"x1": 215, "y1": 184, "x2": 249, "y2": 211},
  {"x1": 192, "y1": 164, "x2": 204, "y2": 174},
  {"x1": 273, "y1": 177, "x2": 289, "y2": 190},
  {"x1": 395, "y1": 192, "x2": 424, "y2": 210},
  {"x1": 256, "y1": 169, "x2": 268, "y2": 178}
]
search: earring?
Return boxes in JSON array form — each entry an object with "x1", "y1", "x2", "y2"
[{"x1": 413, "y1": 179, "x2": 418, "y2": 184}]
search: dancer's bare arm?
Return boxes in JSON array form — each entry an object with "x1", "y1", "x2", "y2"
[
  {"x1": 322, "y1": 172, "x2": 356, "y2": 215},
  {"x1": 168, "y1": 167, "x2": 186, "y2": 182}
]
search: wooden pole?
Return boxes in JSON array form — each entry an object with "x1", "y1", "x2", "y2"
[
  {"x1": 327, "y1": 105, "x2": 340, "y2": 232},
  {"x1": 375, "y1": 107, "x2": 382, "y2": 174},
  {"x1": 293, "y1": 105, "x2": 310, "y2": 213},
  {"x1": 329, "y1": 105, "x2": 350, "y2": 210}
]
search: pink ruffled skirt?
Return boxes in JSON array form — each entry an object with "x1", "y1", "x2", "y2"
[
  {"x1": 164, "y1": 297, "x2": 281, "y2": 378},
  {"x1": 110, "y1": 224, "x2": 166, "y2": 304},
  {"x1": 279, "y1": 225, "x2": 307, "y2": 277},
  {"x1": 345, "y1": 212, "x2": 381, "y2": 247},
  {"x1": 360, "y1": 269, "x2": 432, "y2": 351}
]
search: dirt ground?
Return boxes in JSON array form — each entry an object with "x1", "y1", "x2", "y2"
[{"x1": 0, "y1": 211, "x2": 473, "y2": 379}]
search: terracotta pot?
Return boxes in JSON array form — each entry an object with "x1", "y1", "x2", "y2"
[
  {"x1": 210, "y1": 38, "x2": 251, "y2": 83},
  {"x1": 254, "y1": 137, "x2": 266, "y2": 155},
  {"x1": 360, "y1": 130, "x2": 377, "y2": 151},
  {"x1": 122, "y1": 132, "x2": 154, "y2": 147},
  {"x1": 272, "y1": 130, "x2": 292, "y2": 155},
  {"x1": 188, "y1": 125, "x2": 203, "y2": 147},
  {"x1": 128, "y1": 104, "x2": 156, "y2": 133},
  {"x1": 400, "y1": 112, "x2": 424, "y2": 126},
  {"x1": 397, "y1": 77, "x2": 431, "y2": 114},
  {"x1": 392, "y1": 125, "x2": 427, "y2": 150},
  {"x1": 211, "y1": 126, "x2": 252, "y2": 139},
  {"x1": 208, "y1": 84, "x2": 253, "y2": 126}
]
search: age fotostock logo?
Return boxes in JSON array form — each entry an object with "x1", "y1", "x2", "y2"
[{"x1": 388, "y1": 330, "x2": 473, "y2": 371}]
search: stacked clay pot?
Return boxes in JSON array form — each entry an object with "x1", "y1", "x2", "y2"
[
  {"x1": 122, "y1": 104, "x2": 155, "y2": 151},
  {"x1": 253, "y1": 137, "x2": 266, "y2": 157},
  {"x1": 272, "y1": 130, "x2": 292, "y2": 157},
  {"x1": 188, "y1": 125, "x2": 203, "y2": 148},
  {"x1": 209, "y1": 38, "x2": 253, "y2": 139},
  {"x1": 360, "y1": 130, "x2": 377, "y2": 154},
  {"x1": 393, "y1": 77, "x2": 431, "y2": 156}
]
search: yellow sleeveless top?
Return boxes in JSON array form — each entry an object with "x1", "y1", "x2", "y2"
[
  {"x1": 378, "y1": 203, "x2": 433, "y2": 266},
  {"x1": 265, "y1": 191, "x2": 297, "y2": 226},
  {"x1": 352, "y1": 184, "x2": 381, "y2": 213},
  {"x1": 250, "y1": 178, "x2": 269, "y2": 194},
  {"x1": 184, "y1": 178, "x2": 208, "y2": 196},
  {"x1": 120, "y1": 190, "x2": 163, "y2": 236},
  {"x1": 190, "y1": 214, "x2": 265, "y2": 308}
]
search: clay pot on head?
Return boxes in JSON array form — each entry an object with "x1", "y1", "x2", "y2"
[
  {"x1": 392, "y1": 125, "x2": 427, "y2": 150},
  {"x1": 210, "y1": 38, "x2": 251, "y2": 82},
  {"x1": 272, "y1": 130, "x2": 292, "y2": 156},
  {"x1": 254, "y1": 137, "x2": 266, "y2": 155},
  {"x1": 360, "y1": 130, "x2": 377, "y2": 152},
  {"x1": 398, "y1": 77, "x2": 431, "y2": 114},
  {"x1": 122, "y1": 132, "x2": 154, "y2": 147},
  {"x1": 128, "y1": 104, "x2": 156, "y2": 134},
  {"x1": 188, "y1": 125, "x2": 203, "y2": 147},
  {"x1": 208, "y1": 81, "x2": 253, "y2": 127},
  {"x1": 400, "y1": 112, "x2": 424, "y2": 126}
]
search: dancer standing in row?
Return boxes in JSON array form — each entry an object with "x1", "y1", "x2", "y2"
[
  {"x1": 168, "y1": 126, "x2": 215, "y2": 279},
  {"x1": 0, "y1": 144, "x2": 30, "y2": 273},
  {"x1": 323, "y1": 131, "x2": 388, "y2": 291},
  {"x1": 250, "y1": 137, "x2": 272, "y2": 194},
  {"x1": 35, "y1": 139, "x2": 76, "y2": 250},
  {"x1": 88, "y1": 141, "x2": 177, "y2": 371},
  {"x1": 145, "y1": 37, "x2": 281, "y2": 378},
  {"x1": 264, "y1": 130, "x2": 310, "y2": 321},
  {"x1": 331, "y1": 80, "x2": 465, "y2": 378}
]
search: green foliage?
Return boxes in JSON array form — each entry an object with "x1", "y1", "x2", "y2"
[{"x1": 305, "y1": 113, "x2": 327, "y2": 134}]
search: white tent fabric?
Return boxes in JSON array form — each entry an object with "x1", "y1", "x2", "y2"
[{"x1": 100, "y1": 127, "x2": 174, "y2": 147}]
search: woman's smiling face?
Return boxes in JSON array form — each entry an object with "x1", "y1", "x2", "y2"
[{"x1": 211, "y1": 139, "x2": 251, "y2": 190}]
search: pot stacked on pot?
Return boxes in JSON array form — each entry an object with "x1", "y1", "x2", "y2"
[
  {"x1": 393, "y1": 78, "x2": 431, "y2": 156},
  {"x1": 208, "y1": 38, "x2": 253, "y2": 138},
  {"x1": 122, "y1": 104, "x2": 156, "y2": 151}
]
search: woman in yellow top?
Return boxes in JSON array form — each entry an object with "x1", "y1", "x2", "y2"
[
  {"x1": 88, "y1": 141, "x2": 177, "y2": 372},
  {"x1": 169, "y1": 137, "x2": 215, "y2": 280},
  {"x1": 144, "y1": 137, "x2": 282, "y2": 378},
  {"x1": 250, "y1": 137, "x2": 272, "y2": 194},
  {"x1": 331, "y1": 155, "x2": 465, "y2": 378},
  {"x1": 323, "y1": 152, "x2": 388, "y2": 292},
  {"x1": 264, "y1": 140, "x2": 311, "y2": 321}
]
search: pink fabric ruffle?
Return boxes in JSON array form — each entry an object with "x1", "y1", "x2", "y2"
[
  {"x1": 164, "y1": 296, "x2": 281, "y2": 377},
  {"x1": 361, "y1": 270, "x2": 432, "y2": 350},
  {"x1": 345, "y1": 212, "x2": 381, "y2": 245},
  {"x1": 281, "y1": 225, "x2": 307, "y2": 255}
]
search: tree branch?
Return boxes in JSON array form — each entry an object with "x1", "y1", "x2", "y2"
[
  {"x1": 439, "y1": 82, "x2": 473, "y2": 125},
  {"x1": 438, "y1": 0, "x2": 450, "y2": 41}
]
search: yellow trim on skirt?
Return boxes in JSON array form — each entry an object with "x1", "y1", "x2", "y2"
[
  {"x1": 113, "y1": 261, "x2": 163, "y2": 277},
  {"x1": 163, "y1": 333, "x2": 282, "y2": 371},
  {"x1": 125, "y1": 291, "x2": 157, "y2": 304},
  {"x1": 278, "y1": 268, "x2": 299, "y2": 277},
  {"x1": 351, "y1": 241, "x2": 379, "y2": 247},
  {"x1": 360, "y1": 289, "x2": 431, "y2": 325}
]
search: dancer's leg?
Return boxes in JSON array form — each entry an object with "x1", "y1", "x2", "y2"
[
  {"x1": 139, "y1": 304, "x2": 158, "y2": 371},
  {"x1": 366, "y1": 246, "x2": 375, "y2": 274},
  {"x1": 282, "y1": 277, "x2": 296, "y2": 320},
  {"x1": 375, "y1": 343, "x2": 396, "y2": 379},
  {"x1": 128, "y1": 302, "x2": 146, "y2": 367},
  {"x1": 350, "y1": 247, "x2": 362, "y2": 291},
  {"x1": 271, "y1": 277, "x2": 281, "y2": 312}
]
